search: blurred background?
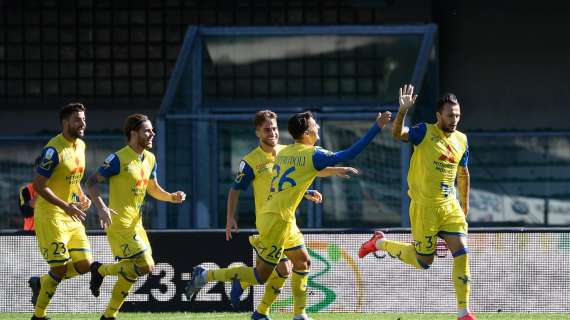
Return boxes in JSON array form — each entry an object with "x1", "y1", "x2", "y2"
[{"x1": 1, "y1": 0, "x2": 569, "y2": 231}]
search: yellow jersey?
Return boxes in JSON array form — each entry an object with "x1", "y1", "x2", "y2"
[
  {"x1": 232, "y1": 144, "x2": 286, "y2": 213},
  {"x1": 407, "y1": 123, "x2": 468, "y2": 206},
  {"x1": 259, "y1": 143, "x2": 319, "y2": 222},
  {"x1": 97, "y1": 145, "x2": 156, "y2": 230},
  {"x1": 35, "y1": 133, "x2": 86, "y2": 221}
]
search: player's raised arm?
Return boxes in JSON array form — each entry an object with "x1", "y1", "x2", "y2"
[
  {"x1": 392, "y1": 84, "x2": 418, "y2": 142},
  {"x1": 312, "y1": 111, "x2": 391, "y2": 170}
]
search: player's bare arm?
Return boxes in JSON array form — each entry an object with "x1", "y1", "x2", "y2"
[
  {"x1": 33, "y1": 174, "x2": 86, "y2": 222},
  {"x1": 86, "y1": 172, "x2": 118, "y2": 229},
  {"x1": 225, "y1": 188, "x2": 240, "y2": 241},
  {"x1": 147, "y1": 178, "x2": 186, "y2": 203},
  {"x1": 317, "y1": 166, "x2": 359, "y2": 178},
  {"x1": 457, "y1": 166, "x2": 470, "y2": 216},
  {"x1": 392, "y1": 84, "x2": 418, "y2": 141}
]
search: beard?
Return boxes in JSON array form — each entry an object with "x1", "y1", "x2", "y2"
[
  {"x1": 261, "y1": 137, "x2": 278, "y2": 147},
  {"x1": 140, "y1": 138, "x2": 153, "y2": 150},
  {"x1": 443, "y1": 124, "x2": 457, "y2": 133},
  {"x1": 69, "y1": 127, "x2": 84, "y2": 138}
]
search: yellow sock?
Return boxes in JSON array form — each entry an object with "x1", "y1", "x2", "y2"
[
  {"x1": 99, "y1": 260, "x2": 138, "y2": 278},
  {"x1": 291, "y1": 269, "x2": 309, "y2": 316},
  {"x1": 452, "y1": 249, "x2": 471, "y2": 309},
  {"x1": 380, "y1": 240, "x2": 426, "y2": 270},
  {"x1": 257, "y1": 269, "x2": 288, "y2": 315},
  {"x1": 207, "y1": 266, "x2": 260, "y2": 285},
  {"x1": 104, "y1": 274, "x2": 136, "y2": 318},
  {"x1": 63, "y1": 262, "x2": 79, "y2": 280},
  {"x1": 34, "y1": 272, "x2": 61, "y2": 317}
]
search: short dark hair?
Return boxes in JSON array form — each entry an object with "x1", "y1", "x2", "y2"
[
  {"x1": 59, "y1": 102, "x2": 86, "y2": 123},
  {"x1": 288, "y1": 111, "x2": 313, "y2": 140},
  {"x1": 123, "y1": 114, "x2": 150, "y2": 140},
  {"x1": 253, "y1": 110, "x2": 277, "y2": 128},
  {"x1": 437, "y1": 93, "x2": 459, "y2": 113}
]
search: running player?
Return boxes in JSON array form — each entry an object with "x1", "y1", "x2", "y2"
[
  {"x1": 29, "y1": 102, "x2": 92, "y2": 320},
  {"x1": 187, "y1": 111, "x2": 391, "y2": 320},
  {"x1": 86, "y1": 114, "x2": 186, "y2": 320},
  {"x1": 359, "y1": 84, "x2": 475, "y2": 320},
  {"x1": 226, "y1": 110, "x2": 326, "y2": 319}
]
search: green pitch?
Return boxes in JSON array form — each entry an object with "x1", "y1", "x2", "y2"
[{"x1": 3, "y1": 313, "x2": 570, "y2": 320}]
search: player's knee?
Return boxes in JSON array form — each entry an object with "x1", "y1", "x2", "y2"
[
  {"x1": 135, "y1": 263, "x2": 154, "y2": 276},
  {"x1": 452, "y1": 247, "x2": 469, "y2": 258},
  {"x1": 416, "y1": 254, "x2": 434, "y2": 270},
  {"x1": 292, "y1": 257, "x2": 311, "y2": 271},
  {"x1": 276, "y1": 260, "x2": 292, "y2": 278},
  {"x1": 50, "y1": 264, "x2": 67, "y2": 278},
  {"x1": 74, "y1": 260, "x2": 91, "y2": 274}
]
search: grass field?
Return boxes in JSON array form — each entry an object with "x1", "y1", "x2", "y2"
[{"x1": 4, "y1": 313, "x2": 570, "y2": 320}]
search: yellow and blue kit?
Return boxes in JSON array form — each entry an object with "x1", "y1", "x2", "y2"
[
  {"x1": 232, "y1": 144, "x2": 286, "y2": 213},
  {"x1": 97, "y1": 145, "x2": 157, "y2": 263},
  {"x1": 251, "y1": 123, "x2": 383, "y2": 265},
  {"x1": 407, "y1": 122, "x2": 469, "y2": 255},
  {"x1": 34, "y1": 133, "x2": 91, "y2": 266}
]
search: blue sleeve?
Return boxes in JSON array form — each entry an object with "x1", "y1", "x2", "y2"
[
  {"x1": 36, "y1": 147, "x2": 59, "y2": 178},
  {"x1": 459, "y1": 143, "x2": 469, "y2": 167},
  {"x1": 408, "y1": 123, "x2": 427, "y2": 145},
  {"x1": 312, "y1": 123, "x2": 381, "y2": 170},
  {"x1": 97, "y1": 153, "x2": 120, "y2": 178},
  {"x1": 231, "y1": 160, "x2": 255, "y2": 191},
  {"x1": 149, "y1": 163, "x2": 157, "y2": 179}
]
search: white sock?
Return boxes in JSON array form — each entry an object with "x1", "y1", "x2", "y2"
[
  {"x1": 375, "y1": 238, "x2": 386, "y2": 250},
  {"x1": 458, "y1": 308, "x2": 470, "y2": 317}
]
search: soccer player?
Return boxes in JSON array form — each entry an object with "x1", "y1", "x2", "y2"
[
  {"x1": 187, "y1": 111, "x2": 392, "y2": 320},
  {"x1": 226, "y1": 110, "x2": 328, "y2": 319},
  {"x1": 86, "y1": 114, "x2": 186, "y2": 320},
  {"x1": 358, "y1": 84, "x2": 475, "y2": 320},
  {"x1": 29, "y1": 102, "x2": 92, "y2": 320}
]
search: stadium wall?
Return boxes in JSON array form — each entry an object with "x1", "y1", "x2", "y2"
[{"x1": 2, "y1": 229, "x2": 570, "y2": 314}]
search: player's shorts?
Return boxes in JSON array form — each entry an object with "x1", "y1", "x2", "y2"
[
  {"x1": 250, "y1": 212, "x2": 304, "y2": 265},
  {"x1": 410, "y1": 199, "x2": 468, "y2": 256},
  {"x1": 34, "y1": 211, "x2": 92, "y2": 267},
  {"x1": 107, "y1": 224, "x2": 154, "y2": 268}
]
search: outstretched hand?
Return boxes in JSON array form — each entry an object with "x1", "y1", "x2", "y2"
[
  {"x1": 376, "y1": 111, "x2": 392, "y2": 129},
  {"x1": 334, "y1": 167, "x2": 359, "y2": 178},
  {"x1": 399, "y1": 84, "x2": 418, "y2": 111}
]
